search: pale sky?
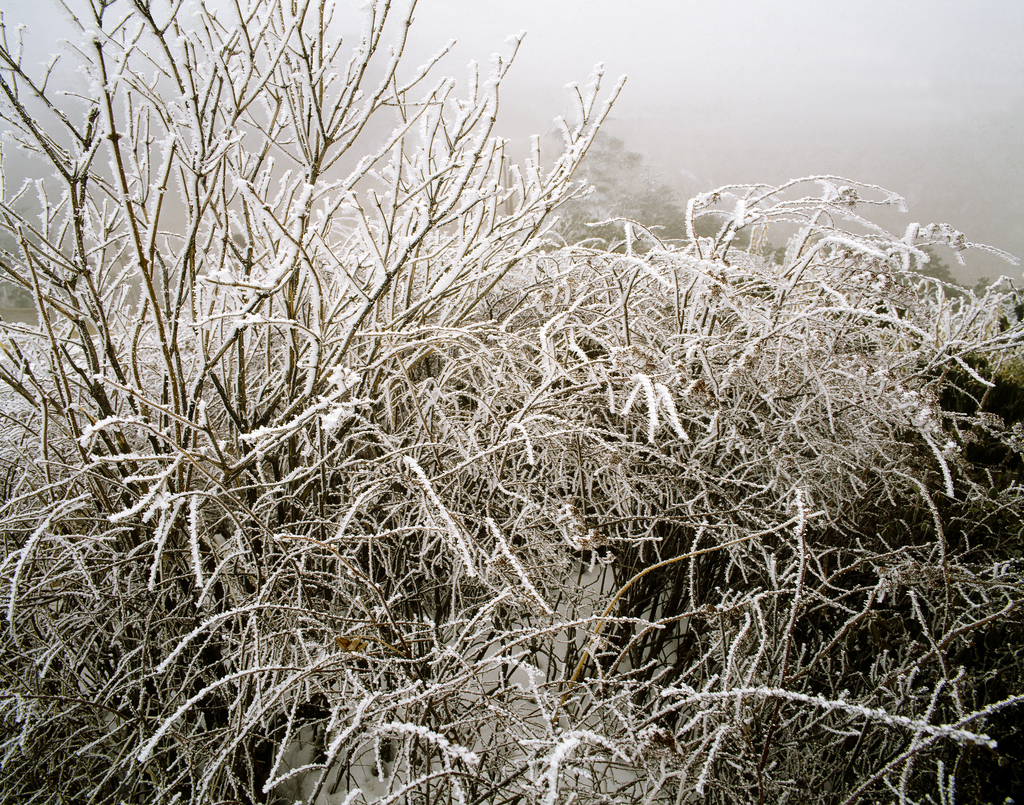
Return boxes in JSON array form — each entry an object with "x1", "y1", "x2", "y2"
[
  {"x1": 6, "y1": 0, "x2": 1023, "y2": 280},
  {"x1": 396, "y1": 0, "x2": 1024, "y2": 281}
]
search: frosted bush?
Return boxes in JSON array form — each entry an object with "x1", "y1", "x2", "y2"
[{"x1": 1, "y1": 2, "x2": 1022, "y2": 804}]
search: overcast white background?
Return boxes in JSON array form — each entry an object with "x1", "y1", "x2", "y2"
[
  {"x1": 394, "y1": 0, "x2": 1024, "y2": 282},
  {"x1": 7, "y1": 0, "x2": 1023, "y2": 281}
]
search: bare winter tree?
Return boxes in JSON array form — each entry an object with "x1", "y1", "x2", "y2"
[{"x1": 1, "y1": 1, "x2": 1022, "y2": 803}]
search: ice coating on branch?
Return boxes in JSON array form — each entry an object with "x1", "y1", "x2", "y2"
[
  {"x1": 733, "y1": 197, "x2": 746, "y2": 228},
  {"x1": 380, "y1": 722, "x2": 480, "y2": 767},
  {"x1": 540, "y1": 731, "x2": 625, "y2": 805},
  {"x1": 403, "y1": 456, "x2": 477, "y2": 577}
]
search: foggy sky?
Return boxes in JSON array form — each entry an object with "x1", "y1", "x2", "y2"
[
  {"x1": 6, "y1": 0, "x2": 1023, "y2": 281},
  {"x1": 394, "y1": 0, "x2": 1024, "y2": 282}
]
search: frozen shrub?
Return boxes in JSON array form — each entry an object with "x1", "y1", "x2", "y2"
[{"x1": 1, "y1": 2, "x2": 1022, "y2": 803}]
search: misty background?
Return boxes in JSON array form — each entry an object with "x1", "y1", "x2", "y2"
[{"x1": 5, "y1": 0, "x2": 1023, "y2": 283}]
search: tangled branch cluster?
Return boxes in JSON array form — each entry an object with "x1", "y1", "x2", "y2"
[{"x1": 1, "y1": 1, "x2": 1021, "y2": 803}]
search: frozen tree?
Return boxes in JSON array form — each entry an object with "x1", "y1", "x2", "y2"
[
  {"x1": 1, "y1": 2, "x2": 1023, "y2": 804},
  {"x1": 551, "y1": 135, "x2": 691, "y2": 249}
]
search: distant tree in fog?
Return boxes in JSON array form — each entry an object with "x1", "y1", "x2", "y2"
[{"x1": 553, "y1": 135, "x2": 687, "y2": 247}]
